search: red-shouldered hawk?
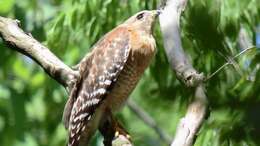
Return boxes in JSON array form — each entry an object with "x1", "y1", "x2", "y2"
[{"x1": 63, "y1": 10, "x2": 160, "y2": 146}]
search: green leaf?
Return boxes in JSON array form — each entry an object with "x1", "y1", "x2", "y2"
[{"x1": 0, "y1": 0, "x2": 14, "y2": 14}]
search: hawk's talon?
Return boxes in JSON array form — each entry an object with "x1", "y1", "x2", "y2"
[
  {"x1": 126, "y1": 134, "x2": 131, "y2": 139},
  {"x1": 115, "y1": 131, "x2": 120, "y2": 137}
]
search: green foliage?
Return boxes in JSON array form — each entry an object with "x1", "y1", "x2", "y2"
[
  {"x1": 0, "y1": 0, "x2": 259, "y2": 146},
  {"x1": 0, "y1": 0, "x2": 15, "y2": 14}
]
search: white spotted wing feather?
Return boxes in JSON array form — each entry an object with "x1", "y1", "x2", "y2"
[{"x1": 66, "y1": 27, "x2": 130, "y2": 146}]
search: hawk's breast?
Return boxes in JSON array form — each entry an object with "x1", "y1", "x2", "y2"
[{"x1": 105, "y1": 36, "x2": 156, "y2": 112}]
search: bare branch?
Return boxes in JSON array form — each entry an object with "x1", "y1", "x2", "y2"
[
  {"x1": 0, "y1": 16, "x2": 79, "y2": 90},
  {"x1": 171, "y1": 85, "x2": 207, "y2": 146},
  {"x1": 127, "y1": 99, "x2": 172, "y2": 145},
  {"x1": 159, "y1": 0, "x2": 204, "y2": 87},
  {"x1": 159, "y1": 0, "x2": 208, "y2": 146}
]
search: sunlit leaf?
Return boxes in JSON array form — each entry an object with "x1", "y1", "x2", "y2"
[{"x1": 0, "y1": 0, "x2": 14, "y2": 14}]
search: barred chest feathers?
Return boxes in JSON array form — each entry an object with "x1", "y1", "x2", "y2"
[{"x1": 104, "y1": 32, "x2": 156, "y2": 112}]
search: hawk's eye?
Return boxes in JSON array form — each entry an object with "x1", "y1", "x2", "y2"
[{"x1": 136, "y1": 13, "x2": 144, "y2": 20}]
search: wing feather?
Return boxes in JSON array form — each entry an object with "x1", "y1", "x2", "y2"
[{"x1": 67, "y1": 27, "x2": 131, "y2": 146}]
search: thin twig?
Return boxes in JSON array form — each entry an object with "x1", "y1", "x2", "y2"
[
  {"x1": 234, "y1": 46, "x2": 254, "y2": 58},
  {"x1": 206, "y1": 46, "x2": 255, "y2": 81}
]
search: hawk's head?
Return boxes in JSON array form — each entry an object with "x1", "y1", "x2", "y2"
[{"x1": 123, "y1": 10, "x2": 160, "y2": 34}]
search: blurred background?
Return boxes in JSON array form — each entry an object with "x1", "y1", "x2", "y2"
[{"x1": 0, "y1": 0, "x2": 260, "y2": 146}]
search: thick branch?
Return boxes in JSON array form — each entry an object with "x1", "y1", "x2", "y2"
[
  {"x1": 0, "y1": 16, "x2": 78, "y2": 89},
  {"x1": 127, "y1": 99, "x2": 172, "y2": 145},
  {"x1": 171, "y1": 85, "x2": 207, "y2": 146},
  {"x1": 159, "y1": 0, "x2": 204, "y2": 87},
  {"x1": 159, "y1": 0, "x2": 208, "y2": 146}
]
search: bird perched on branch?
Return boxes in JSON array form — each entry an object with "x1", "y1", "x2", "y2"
[{"x1": 63, "y1": 10, "x2": 160, "y2": 146}]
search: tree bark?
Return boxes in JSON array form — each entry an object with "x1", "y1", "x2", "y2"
[{"x1": 159, "y1": 0, "x2": 208, "y2": 146}]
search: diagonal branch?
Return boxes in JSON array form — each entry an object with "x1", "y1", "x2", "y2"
[
  {"x1": 159, "y1": 0, "x2": 208, "y2": 146},
  {"x1": 127, "y1": 99, "x2": 172, "y2": 145},
  {"x1": 206, "y1": 46, "x2": 256, "y2": 81},
  {"x1": 0, "y1": 16, "x2": 79, "y2": 90}
]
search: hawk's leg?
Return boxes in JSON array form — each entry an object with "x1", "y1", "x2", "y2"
[{"x1": 99, "y1": 110, "x2": 131, "y2": 146}]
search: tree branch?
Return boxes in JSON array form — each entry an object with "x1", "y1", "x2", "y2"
[
  {"x1": 206, "y1": 26, "x2": 256, "y2": 81},
  {"x1": 159, "y1": 0, "x2": 208, "y2": 146},
  {"x1": 159, "y1": 0, "x2": 204, "y2": 87},
  {"x1": 0, "y1": 16, "x2": 79, "y2": 90},
  {"x1": 206, "y1": 46, "x2": 256, "y2": 81},
  {"x1": 0, "y1": 16, "x2": 132, "y2": 146},
  {"x1": 127, "y1": 99, "x2": 172, "y2": 145},
  {"x1": 171, "y1": 85, "x2": 207, "y2": 146}
]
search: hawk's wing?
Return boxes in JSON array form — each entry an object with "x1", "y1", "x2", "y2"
[{"x1": 66, "y1": 27, "x2": 131, "y2": 146}]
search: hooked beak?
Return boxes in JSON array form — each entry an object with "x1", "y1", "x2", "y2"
[{"x1": 154, "y1": 9, "x2": 162, "y2": 17}]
